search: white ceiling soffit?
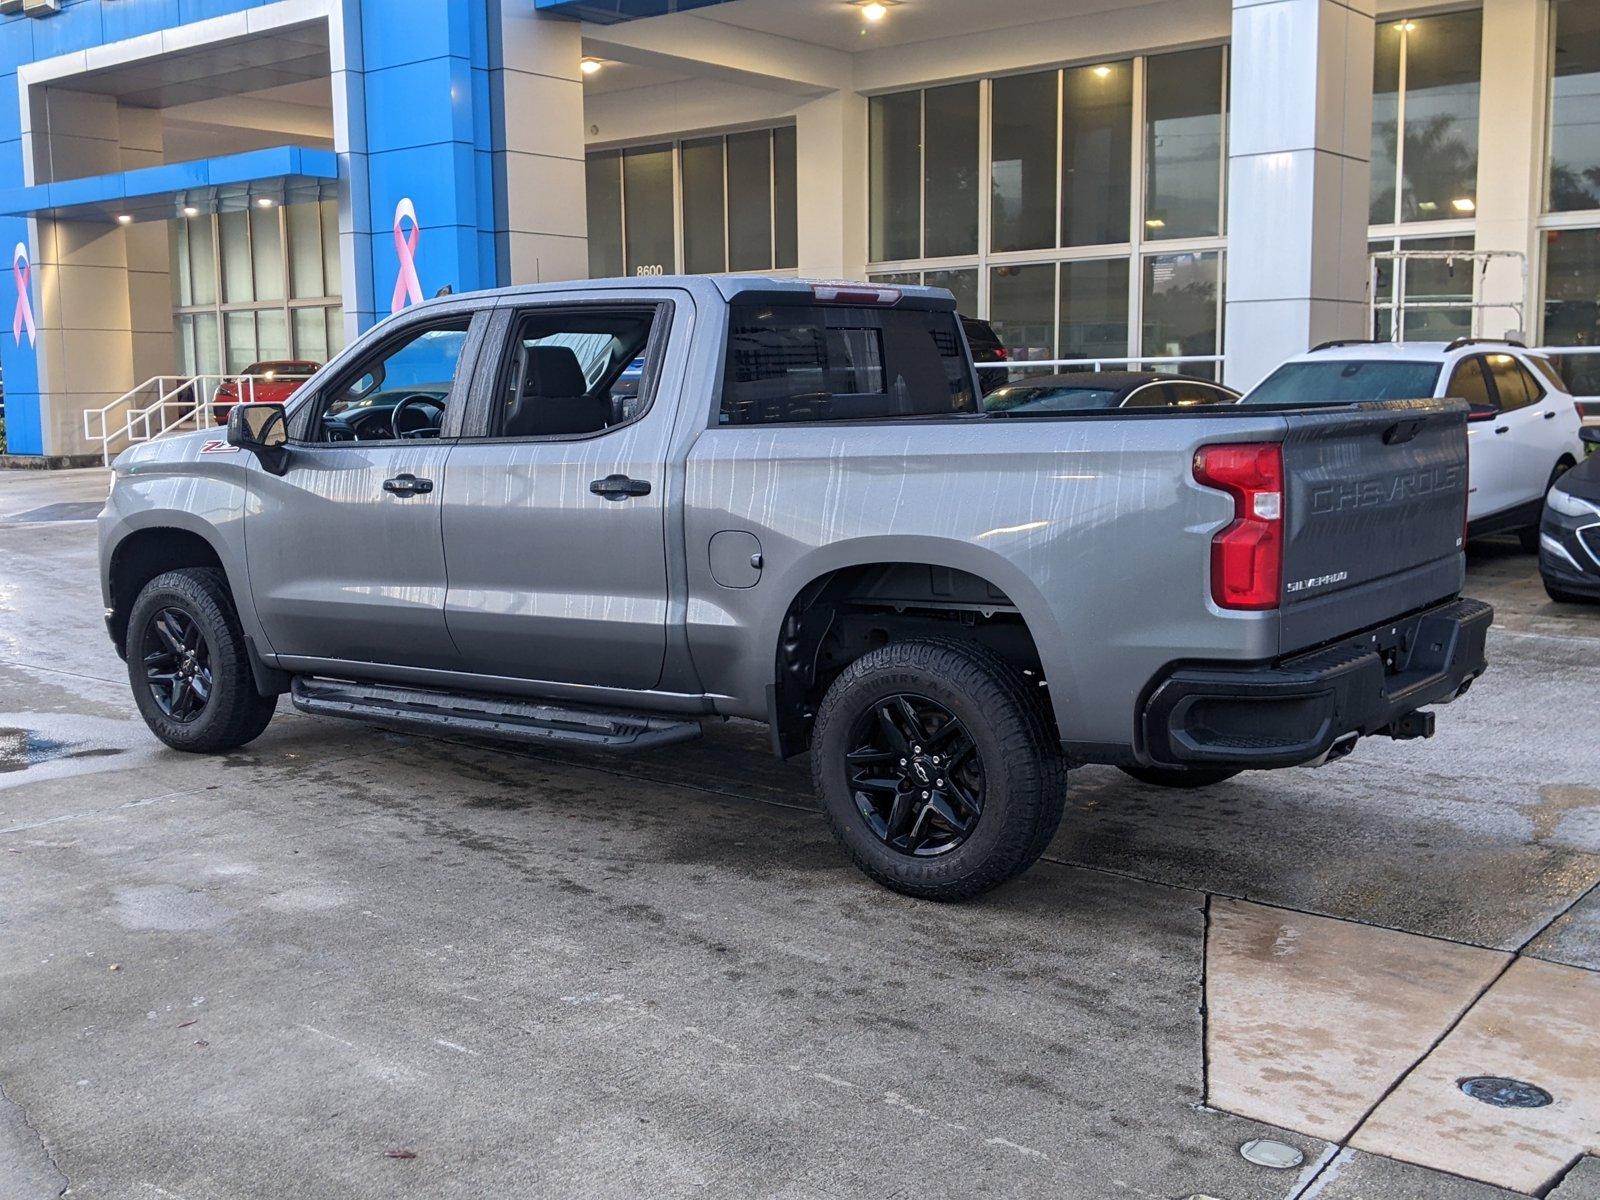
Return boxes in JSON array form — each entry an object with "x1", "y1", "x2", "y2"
[{"x1": 54, "y1": 21, "x2": 330, "y2": 109}]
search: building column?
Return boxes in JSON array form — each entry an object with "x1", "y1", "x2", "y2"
[
  {"x1": 793, "y1": 89, "x2": 867, "y2": 281},
  {"x1": 491, "y1": 6, "x2": 588, "y2": 285},
  {"x1": 1473, "y1": 0, "x2": 1549, "y2": 341},
  {"x1": 1223, "y1": 0, "x2": 1375, "y2": 391}
]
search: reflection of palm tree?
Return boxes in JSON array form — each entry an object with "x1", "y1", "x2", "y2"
[
  {"x1": 1374, "y1": 112, "x2": 1477, "y2": 216},
  {"x1": 1550, "y1": 162, "x2": 1600, "y2": 211}
]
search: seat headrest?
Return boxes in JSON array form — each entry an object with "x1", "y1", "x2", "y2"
[{"x1": 523, "y1": 345, "x2": 588, "y2": 398}]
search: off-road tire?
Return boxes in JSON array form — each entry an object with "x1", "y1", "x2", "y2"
[
  {"x1": 127, "y1": 567, "x2": 277, "y2": 753},
  {"x1": 811, "y1": 638, "x2": 1067, "y2": 901},
  {"x1": 1118, "y1": 763, "x2": 1242, "y2": 789}
]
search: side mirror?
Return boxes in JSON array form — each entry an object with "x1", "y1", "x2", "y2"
[
  {"x1": 1466, "y1": 402, "x2": 1498, "y2": 423},
  {"x1": 226, "y1": 403, "x2": 290, "y2": 475},
  {"x1": 1580, "y1": 425, "x2": 1600, "y2": 447}
]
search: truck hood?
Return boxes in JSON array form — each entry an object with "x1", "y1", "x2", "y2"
[{"x1": 112, "y1": 427, "x2": 238, "y2": 473}]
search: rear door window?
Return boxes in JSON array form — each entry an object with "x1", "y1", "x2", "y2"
[
  {"x1": 1484, "y1": 354, "x2": 1542, "y2": 411},
  {"x1": 720, "y1": 304, "x2": 975, "y2": 424}
]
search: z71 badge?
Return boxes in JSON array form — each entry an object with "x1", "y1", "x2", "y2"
[{"x1": 199, "y1": 440, "x2": 239, "y2": 454}]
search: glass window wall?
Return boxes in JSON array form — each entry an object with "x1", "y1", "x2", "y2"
[
  {"x1": 586, "y1": 127, "x2": 799, "y2": 278},
  {"x1": 1549, "y1": 0, "x2": 1600, "y2": 213},
  {"x1": 868, "y1": 47, "x2": 1226, "y2": 375},
  {"x1": 1370, "y1": 12, "x2": 1482, "y2": 226},
  {"x1": 170, "y1": 198, "x2": 343, "y2": 378}
]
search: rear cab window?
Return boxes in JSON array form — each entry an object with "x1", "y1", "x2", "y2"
[{"x1": 720, "y1": 303, "x2": 975, "y2": 425}]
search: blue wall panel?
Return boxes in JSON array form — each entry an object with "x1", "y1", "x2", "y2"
[{"x1": 0, "y1": 0, "x2": 512, "y2": 452}]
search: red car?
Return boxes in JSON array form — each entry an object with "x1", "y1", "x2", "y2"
[{"x1": 211, "y1": 360, "x2": 320, "y2": 425}]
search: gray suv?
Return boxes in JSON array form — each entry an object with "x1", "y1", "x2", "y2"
[{"x1": 100, "y1": 277, "x2": 1490, "y2": 900}]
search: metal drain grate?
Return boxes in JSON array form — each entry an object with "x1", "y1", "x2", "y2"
[
  {"x1": 2, "y1": 502, "x2": 104, "y2": 523},
  {"x1": 1458, "y1": 1076, "x2": 1553, "y2": 1108}
]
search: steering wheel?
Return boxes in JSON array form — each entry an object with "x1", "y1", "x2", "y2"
[{"x1": 390, "y1": 394, "x2": 445, "y2": 440}]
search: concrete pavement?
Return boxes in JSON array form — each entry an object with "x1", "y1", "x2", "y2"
[{"x1": 1, "y1": 467, "x2": 1598, "y2": 1199}]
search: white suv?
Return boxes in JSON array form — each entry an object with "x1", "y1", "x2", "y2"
[{"x1": 1244, "y1": 339, "x2": 1585, "y2": 547}]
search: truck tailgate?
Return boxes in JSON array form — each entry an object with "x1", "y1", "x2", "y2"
[{"x1": 1278, "y1": 399, "x2": 1468, "y2": 654}]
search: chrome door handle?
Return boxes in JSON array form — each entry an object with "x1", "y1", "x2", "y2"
[
  {"x1": 383, "y1": 474, "x2": 433, "y2": 496},
  {"x1": 590, "y1": 474, "x2": 651, "y2": 500}
]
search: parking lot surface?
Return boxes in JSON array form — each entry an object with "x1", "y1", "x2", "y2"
[{"x1": 2, "y1": 467, "x2": 1598, "y2": 1199}]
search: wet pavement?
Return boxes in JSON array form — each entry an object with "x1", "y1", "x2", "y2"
[{"x1": 1, "y1": 467, "x2": 1598, "y2": 1199}]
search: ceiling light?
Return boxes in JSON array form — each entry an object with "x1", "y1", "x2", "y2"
[
  {"x1": 1092, "y1": 65, "x2": 1112, "y2": 79},
  {"x1": 182, "y1": 205, "x2": 199, "y2": 217},
  {"x1": 115, "y1": 213, "x2": 132, "y2": 224},
  {"x1": 255, "y1": 197, "x2": 274, "y2": 208},
  {"x1": 1451, "y1": 197, "x2": 1476, "y2": 213},
  {"x1": 851, "y1": 0, "x2": 899, "y2": 21},
  {"x1": 1396, "y1": 20, "x2": 1416, "y2": 32},
  {"x1": 580, "y1": 57, "x2": 603, "y2": 75},
  {"x1": 1417, "y1": 200, "x2": 1438, "y2": 211},
  {"x1": 1145, "y1": 218, "x2": 1165, "y2": 229}
]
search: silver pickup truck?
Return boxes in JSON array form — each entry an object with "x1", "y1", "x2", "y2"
[{"x1": 99, "y1": 276, "x2": 1491, "y2": 900}]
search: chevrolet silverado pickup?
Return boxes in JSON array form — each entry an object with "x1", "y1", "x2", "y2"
[{"x1": 99, "y1": 276, "x2": 1491, "y2": 900}]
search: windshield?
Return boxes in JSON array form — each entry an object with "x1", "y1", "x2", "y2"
[
  {"x1": 1242, "y1": 360, "x2": 1441, "y2": 406},
  {"x1": 982, "y1": 384, "x2": 1122, "y2": 413}
]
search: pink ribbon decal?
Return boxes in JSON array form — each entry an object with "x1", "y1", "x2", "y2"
[
  {"x1": 390, "y1": 197, "x2": 424, "y2": 314},
  {"x1": 12, "y1": 242, "x2": 35, "y2": 348}
]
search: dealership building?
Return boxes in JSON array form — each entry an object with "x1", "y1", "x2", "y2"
[{"x1": 0, "y1": 0, "x2": 1595, "y2": 458}]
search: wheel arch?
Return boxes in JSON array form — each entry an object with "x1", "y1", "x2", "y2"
[
  {"x1": 106, "y1": 524, "x2": 231, "y2": 658},
  {"x1": 763, "y1": 538, "x2": 1071, "y2": 757}
]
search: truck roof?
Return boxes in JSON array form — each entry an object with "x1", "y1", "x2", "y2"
[{"x1": 382, "y1": 274, "x2": 960, "y2": 316}]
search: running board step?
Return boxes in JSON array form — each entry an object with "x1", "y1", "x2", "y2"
[{"x1": 290, "y1": 677, "x2": 702, "y2": 753}]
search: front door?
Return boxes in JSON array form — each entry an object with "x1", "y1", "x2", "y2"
[
  {"x1": 440, "y1": 294, "x2": 685, "y2": 690},
  {"x1": 245, "y1": 309, "x2": 484, "y2": 670}
]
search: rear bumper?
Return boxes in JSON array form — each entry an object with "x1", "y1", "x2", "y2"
[{"x1": 1140, "y1": 597, "x2": 1492, "y2": 769}]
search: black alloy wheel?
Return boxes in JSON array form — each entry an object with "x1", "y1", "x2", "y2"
[
  {"x1": 846, "y1": 694, "x2": 985, "y2": 857},
  {"x1": 142, "y1": 607, "x2": 213, "y2": 722}
]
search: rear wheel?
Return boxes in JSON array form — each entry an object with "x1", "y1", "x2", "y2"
[
  {"x1": 810, "y1": 639, "x2": 1066, "y2": 901},
  {"x1": 127, "y1": 568, "x2": 276, "y2": 753},
  {"x1": 1119, "y1": 764, "x2": 1241, "y2": 789}
]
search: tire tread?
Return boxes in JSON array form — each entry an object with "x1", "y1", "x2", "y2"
[{"x1": 811, "y1": 637, "x2": 1066, "y2": 902}]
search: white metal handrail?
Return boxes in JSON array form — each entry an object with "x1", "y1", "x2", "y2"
[
  {"x1": 973, "y1": 354, "x2": 1224, "y2": 372},
  {"x1": 1369, "y1": 249, "x2": 1528, "y2": 343},
  {"x1": 83, "y1": 374, "x2": 260, "y2": 466}
]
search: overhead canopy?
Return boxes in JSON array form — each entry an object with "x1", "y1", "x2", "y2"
[
  {"x1": 0, "y1": 146, "x2": 338, "y2": 225},
  {"x1": 533, "y1": 0, "x2": 741, "y2": 22}
]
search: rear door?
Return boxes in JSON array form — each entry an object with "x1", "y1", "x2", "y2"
[
  {"x1": 1277, "y1": 399, "x2": 1468, "y2": 652},
  {"x1": 1446, "y1": 355, "x2": 1515, "y2": 520},
  {"x1": 1485, "y1": 352, "x2": 1558, "y2": 504},
  {"x1": 438, "y1": 293, "x2": 685, "y2": 691}
]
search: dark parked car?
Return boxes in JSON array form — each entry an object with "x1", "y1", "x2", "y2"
[
  {"x1": 982, "y1": 371, "x2": 1240, "y2": 415},
  {"x1": 1540, "y1": 426, "x2": 1600, "y2": 604},
  {"x1": 211, "y1": 360, "x2": 320, "y2": 425}
]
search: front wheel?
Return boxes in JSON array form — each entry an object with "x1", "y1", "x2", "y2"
[
  {"x1": 810, "y1": 639, "x2": 1066, "y2": 902},
  {"x1": 126, "y1": 567, "x2": 277, "y2": 753},
  {"x1": 1119, "y1": 764, "x2": 1241, "y2": 789}
]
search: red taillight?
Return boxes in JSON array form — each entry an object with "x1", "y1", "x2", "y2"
[
  {"x1": 810, "y1": 281, "x2": 901, "y2": 305},
  {"x1": 1194, "y1": 442, "x2": 1284, "y2": 610}
]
